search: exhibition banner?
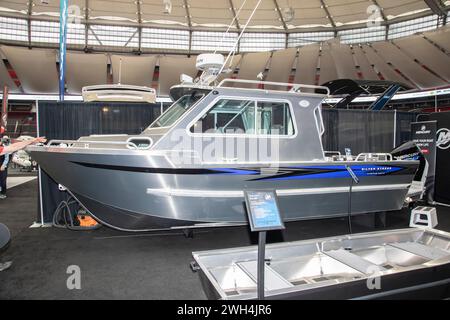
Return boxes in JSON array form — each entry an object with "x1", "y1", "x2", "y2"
[
  {"x1": 411, "y1": 121, "x2": 437, "y2": 203},
  {"x1": 59, "y1": 0, "x2": 68, "y2": 101},
  {"x1": 430, "y1": 112, "x2": 450, "y2": 205}
]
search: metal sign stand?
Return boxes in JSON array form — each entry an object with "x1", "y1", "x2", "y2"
[
  {"x1": 244, "y1": 190, "x2": 285, "y2": 300},
  {"x1": 257, "y1": 231, "x2": 266, "y2": 300}
]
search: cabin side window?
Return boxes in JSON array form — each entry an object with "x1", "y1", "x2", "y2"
[
  {"x1": 256, "y1": 101, "x2": 294, "y2": 136},
  {"x1": 190, "y1": 98, "x2": 294, "y2": 136},
  {"x1": 190, "y1": 99, "x2": 256, "y2": 134}
]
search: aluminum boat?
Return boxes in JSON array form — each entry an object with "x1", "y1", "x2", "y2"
[
  {"x1": 192, "y1": 228, "x2": 450, "y2": 299},
  {"x1": 28, "y1": 78, "x2": 421, "y2": 231}
]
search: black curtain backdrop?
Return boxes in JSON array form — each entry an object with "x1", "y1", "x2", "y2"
[
  {"x1": 37, "y1": 101, "x2": 162, "y2": 223},
  {"x1": 39, "y1": 101, "x2": 162, "y2": 138},
  {"x1": 36, "y1": 103, "x2": 418, "y2": 223},
  {"x1": 395, "y1": 112, "x2": 417, "y2": 147},
  {"x1": 322, "y1": 109, "x2": 416, "y2": 154}
]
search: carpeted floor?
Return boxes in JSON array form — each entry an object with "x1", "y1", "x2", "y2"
[{"x1": 0, "y1": 179, "x2": 449, "y2": 299}]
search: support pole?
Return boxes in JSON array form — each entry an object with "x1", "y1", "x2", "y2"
[
  {"x1": 1, "y1": 86, "x2": 8, "y2": 133},
  {"x1": 257, "y1": 231, "x2": 266, "y2": 300},
  {"x1": 368, "y1": 84, "x2": 401, "y2": 110},
  {"x1": 59, "y1": 0, "x2": 69, "y2": 101}
]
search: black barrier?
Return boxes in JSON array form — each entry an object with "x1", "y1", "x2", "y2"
[
  {"x1": 36, "y1": 103, "x2": 418, "y2": 224},
  {"x1": 322, "y1": 109, "x2": 416, "y2": 154}
]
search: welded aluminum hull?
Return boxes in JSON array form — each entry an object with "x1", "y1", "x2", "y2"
[
  {"x1": 193, "y1": 228, "x2": 450, "y2": 300},
  {"x1": 29, "y1": 146, "x2": 418, "y2": 232},
  {"x1": 29, "y1": 81, "x2": 421, "y2": 231}
]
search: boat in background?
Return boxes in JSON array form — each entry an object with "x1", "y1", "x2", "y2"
[
  {"x1": 81, "y1": 57, "x2": 156, "y2": 103},
  {"x1": 82, "y1": 84, "x2": 156, "y2": 103}
]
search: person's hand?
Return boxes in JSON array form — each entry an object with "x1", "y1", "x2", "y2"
[
  {"x1": 0, "y1": 165, "x2": 5, "y2": 171},
  {"x1": 33, "y1": 137, "x2": 47, "y2": 144}
]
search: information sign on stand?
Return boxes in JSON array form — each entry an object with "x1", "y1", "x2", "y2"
[{"x1": 244, "y1": 190, "x2": 285, "y2": 300}]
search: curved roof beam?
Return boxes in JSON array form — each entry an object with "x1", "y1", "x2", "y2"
[
  {"x1": 85, "y1": 0, "x2": 89, "y2": 49},
  {"x1": 27, "y1": 0, "x2": 33, "y2": 47},
  {"x1": 319, "y1": 0, "x2": 336, "y2": 31},
  {"x1": 228, "y1": 0, "x2": 241, "y2": 31},
  {"x1": 136, "y1": 0, "x2": 142, "y2": 52},
  {"x1": 182, "y1": 0, "x2": 192, "y2": 29},
  {"x1": 136, "y1": 0, "x2": 142, "y2": 24},
  {"x1": 273, "y1": 0, "x2": 288, "y2": 31},
  {"x1": 423, "y1": 0, "x2": 447, "y2": 17}
]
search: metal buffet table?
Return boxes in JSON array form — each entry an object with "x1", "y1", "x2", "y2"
[{"x1": 192, "y1": 228, "x2": 450, "y2": 299}]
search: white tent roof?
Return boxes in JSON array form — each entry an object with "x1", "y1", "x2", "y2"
[{"x1": 0, "y1": 0, "x2": 439, "y2": 31}]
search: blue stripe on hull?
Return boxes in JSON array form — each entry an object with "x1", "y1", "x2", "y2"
[{"x1": 211, "y1": 164, "x2": 406, "y2": 181}]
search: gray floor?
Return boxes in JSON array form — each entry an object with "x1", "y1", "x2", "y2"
[{"x1": 0, "y1": 179, "x2": 449, "y2": 299}]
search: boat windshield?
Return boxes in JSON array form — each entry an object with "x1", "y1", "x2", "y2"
[{"x1": 149, "y1": 93, "x2": 204, "y2": 128}]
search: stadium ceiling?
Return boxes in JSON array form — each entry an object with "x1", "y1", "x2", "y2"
[{"x1": 0, "y1": 0, "x2": 448, "y2": 32}]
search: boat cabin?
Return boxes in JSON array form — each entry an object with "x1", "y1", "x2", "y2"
[{"x1": 143, "y1": 79, "x2": 330, "y2": 164}]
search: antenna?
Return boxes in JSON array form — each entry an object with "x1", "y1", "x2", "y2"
[
  {"x1": 213, "y1": 0, "x2": 248, "y2": 54},
  {"x1": 218, "y1": 0, "x2": 263, "y2": 76}
]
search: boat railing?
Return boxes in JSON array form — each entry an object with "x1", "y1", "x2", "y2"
[
  {"x1": 324, "y1": 152, "x2": 354, "y2": 162},
  {"x1": 325, "y1": 151, "x2": 395, "y2": 162},
  {"x1": 217, "y1": 79, "x2": 330, "y2": 95},
  {"x1": 355, "y1": 153, "x2": 393, "y2": 161},
  {"x1": 47, "y1": 139, "x2": 152, "y2": 150}
]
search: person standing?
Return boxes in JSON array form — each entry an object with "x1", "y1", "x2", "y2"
[{"x1": 0, "y1": 136, "x2": 46, "y2": 200}]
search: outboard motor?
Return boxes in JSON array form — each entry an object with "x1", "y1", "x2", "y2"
[{"x1": 391, "y1": 141, "x2": 428, "y2": 202}]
